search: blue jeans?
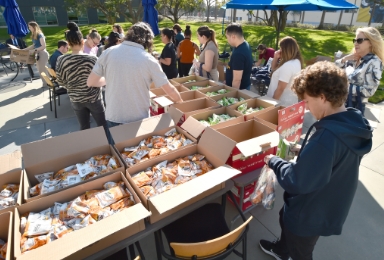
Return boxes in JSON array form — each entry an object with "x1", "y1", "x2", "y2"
[{"x1": 105, "y1": 120, "x2": 122, "y2": 145}]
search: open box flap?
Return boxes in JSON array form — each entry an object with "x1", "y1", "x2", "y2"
[
  {"x1": 199, "y1": 127, "x2": 237, "y2": 164},
  {"x1": 153, "y1": 96, "x2": 174, "y2": 107},
  {"x1": 111, "y1": 113, "x2": 175, "y2": 143},
  {"x1": 258, "y1": 96, "x2": 280, "y2": 106},
  {"x1": 239, "y1": 89, "x2": 260, "y2": 98},
  {"x1": 0, "y1": 150, "x2": 22, "y2": 174},
  {"x1": 21, "y1": 126, "x2": 108, "y2": 168},
  {"x1": 180, "y1": 116, "x2": 207, "y2": 139},
  {"x1": 149, "y1": 165, "x2": 239, "y2": 214},
  {"x1": 149, "y1": 90, "x2": 157, "y2": 98},
  {"x1": 236, "y1": 131, "x2": 280, "y2": 157},
  {"x1": 0, "y1": 211, "x2": 12, "y2": 260},
  {"x1": 167, "y1": 106, "x2": 184, "y2": 125}
]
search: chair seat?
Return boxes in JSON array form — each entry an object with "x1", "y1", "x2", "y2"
[{"x1": 162, "y1": 203, "x2": 230, "y2": 244}]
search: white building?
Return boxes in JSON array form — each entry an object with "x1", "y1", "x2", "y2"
[{"x1": 225, "y1": 0, "x2": 384, "y2": 27}]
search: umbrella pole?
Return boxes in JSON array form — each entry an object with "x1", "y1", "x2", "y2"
[{"x1": 275, "y1": 9, "x2": 283, "y2": 50}]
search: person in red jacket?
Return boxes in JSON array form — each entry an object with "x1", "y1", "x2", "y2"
[{"x1": 255, "y1": 44, "x2": 275, "y2": 67}]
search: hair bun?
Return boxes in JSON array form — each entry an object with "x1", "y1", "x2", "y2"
[
  {"x1": 67, "y1": 22, "x2": 79, "y2": 31},
  {"x1": 91, "y1": 29, "x2": 98, "y2": 33},
  {"x1": 186, "y1": 25, "x2": 190, "y2": 30}
]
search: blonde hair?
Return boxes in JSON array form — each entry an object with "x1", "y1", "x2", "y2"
[
  {"x1": 356, "y1": 27, "x2": 384, "y2": 61},
  {"x1": 277, "y1": 36, "x2": 303, "y2": 70},
  {"x1": 28, "y1": 21, "x2": 43, "y2": 40}
]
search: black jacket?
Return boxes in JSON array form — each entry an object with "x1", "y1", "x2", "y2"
[{"x1": 268, "y1": 108, "x2": 372, "y2": 236}]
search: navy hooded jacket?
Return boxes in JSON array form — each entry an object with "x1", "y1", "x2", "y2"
[{"x1": 268, "y1": 108, "x2": 373, "y2": 237}]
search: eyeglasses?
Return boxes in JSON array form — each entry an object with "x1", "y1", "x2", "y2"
[
  {"x1": 353, "y1": 38, "x2": 369, "y2": 44},
  {"x1": 90, "y1": 37, "x2": 100, "y2": 46}
]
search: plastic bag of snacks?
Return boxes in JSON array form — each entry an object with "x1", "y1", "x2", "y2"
[
  {"x1": 0, "y1": 239, "x2": 7, "y2": 259},
  {"x1": 0, "y1": 184, "x2": 19, "y2": 210},
  {"x1": 250, "y1": 165, "x2": 277, "y2": 210}
]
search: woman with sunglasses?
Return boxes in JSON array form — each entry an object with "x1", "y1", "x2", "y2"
[
  {"x1": 336, "y1": 27, "x2": 384, "y2": 115},
  {"x1": 266, "y1": 36, "x2": 303, "y2": 106},
  {"x1": 56, "y1": 22, "x2": 106, "y2": 131},
  {"x1": 83, "y1": 29, "x2": 101, "y2": 56}
]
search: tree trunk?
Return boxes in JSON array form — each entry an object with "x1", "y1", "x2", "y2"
[
  {"x1": 337, "y1": 10, "x2": 343, "y2": 27},
  {"x1": 107, "y1": 16, "x2": 116, "y2": 24},
  {"x1": 368, "y1": 4, "x2": 377, "y2": 26},
  {"x1": 233, "y1": 9, "x2": 237, "y2": 22},
  {"x1": 301, "y1": 11, "x2": 305, "y2": 23},
  {"x1": 318, "y1": 11, "x2": 326, "y2": 29},
  {"x1": 256, "y1": 10, "x2": 259, "y2": 22},
  {"x1": 214, "y1": 4, "x2": 217, "y2": 20},
  {"x1": 206, "y1": 5, "x2": 210, "y2": 22}
]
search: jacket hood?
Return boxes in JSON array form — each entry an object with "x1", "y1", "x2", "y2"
[{"x1": 314, "y1": 108, "x2": 372, "y2": 156}]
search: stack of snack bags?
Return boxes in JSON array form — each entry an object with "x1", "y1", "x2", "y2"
[
  {"x1": 30, "y1": 155, "x2": 121, "y2": 197},
  {"x1": 199, "y1": 114, "x2": 236, "y2": 126},
  {"x1": 237, "y1": 103, "x2": 264, "y2": 115},
  {"x1": 20, "y1": 181, "x2": 134, "y2": 254},
  {"x1": 132, "y1": 154, "x2": 213, "y2": 199},
  {"x1": 121, "y1": 128, "x2": 193, "y2": 167},
  {"x1": 205, "y1": 89, "x2": 230, "y2": 97},
  {"x1": 217, "y1": 97, "x2": 245, "y2": 106},
  {"x1": 0, "y1": 239, "x2": 7, "y2": 259},
  {"x1": 0, "y1": 184, "x2": 19, "y2": 210}
]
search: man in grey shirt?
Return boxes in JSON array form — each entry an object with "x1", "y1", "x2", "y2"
[{"x1": 87, "y1": 22, "x2": 183, "y2": 143}]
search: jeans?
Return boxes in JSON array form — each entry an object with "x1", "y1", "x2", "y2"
[
  {"x1": 105, "y1": 120, "x2": 122, "y2": 145},
  {"x1": 70, "y1": 99, "x2": 106, "y2": 130},
  {"x1": 351, "y1": 100, "x2": 366, "y2": 115},
  {"x1": 276, "y1": 207, "x2": 319, "y2": 260}
]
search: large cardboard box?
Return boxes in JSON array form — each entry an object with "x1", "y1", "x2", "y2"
[
  {"x1": 229, "y1": 98, "x2": 276, "y2": 121},
  {"x1": 20, "y1": 127, "x2": 124, "y2": 203},
  {"x1": 197, "y1": 84, "x2": 236, "y2": 97},
  {"x1": 168, "y1": 97, "x2": 221, "y2": 126},
  {"x1": 150, "y1": 90, "x2": 207, "y2": 116},
  {"x1": 170, "y1": 75, "x2": 207, "y2": 85},
  {"x1": 126, "y1": 128, "x2": 241, "y2": 223},
  {"x1": 258, "y1": 96, "x2": 280, "y2": 106},
  {"x1": 0, "y1": 151, "x2": 23, "y2": 215},
  {"x1": 254, "y1": 102, "x2": 305, "y2": 143},
  {"x1": 0, "y1": 212, "x2": 13, "y2": 260},
  {"x1": 110, "y1": 113, "x2": 196, "y2": 168},
  {"x1": 8, "y1": 45, "x2": 35, "y2": 64},
  {"x1": 180, "y1": 106, "x2": 244, "y2": 139},
  {"x1": 14, "y1": 172, "x2": 150, "y2": 260},
  {"x1": 214, "y1": 120, "x2": 280, "y2": 175},
  {"x1": 210, "y1": 89, "x2": 259, "y2": 106},
  {"x1": 182, "y1": 79, "x2": 221, "y2": 90}
]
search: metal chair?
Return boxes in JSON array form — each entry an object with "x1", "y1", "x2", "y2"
[
  {"x1": 155, "y1": 191, "x2": 252, "y2": 260},
  {"x1": 40, "y1": 72, "x2": 67, "y2": 118},
  {"x1": 0, "y1": 47, "x2": 17, "y2": 76}
]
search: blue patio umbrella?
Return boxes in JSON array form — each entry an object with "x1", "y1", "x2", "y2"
[
  {"x1": 142, "y1": 0, "x2": 160, "y2": 36},
  {"x1": 225, "y1": 0, "x2": 358, "y2": 49},
  {"x1": 0, "y1": 0, "x2": 29, "y2": 38}
]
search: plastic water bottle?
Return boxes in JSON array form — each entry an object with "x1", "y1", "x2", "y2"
[{"x1": 336, "y1": 50, "x2": 343, "y2": 58}]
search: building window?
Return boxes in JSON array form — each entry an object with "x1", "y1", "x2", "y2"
[
  {"x1": 67, "y1": 8, "x2": 89, "y2": 25},
  {"x1": 0, "y1": 6, "x2": 6, "y2": 27},
  {"x1": 32, "y1": 7, "x2": 58, "y2": 25},
  {"x1": 344, "y1": 9, "x2": 357, "y2": 13},
  {"x1": 97, "y1": 9, "x2": 107, "y2": 24}
]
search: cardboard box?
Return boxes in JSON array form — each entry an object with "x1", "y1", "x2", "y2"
[
  {"x1": 258, "y1": 96, "x2": 280, "y2": 106},
  {"x1": 149, "y1": 84, "x2": 189, "y2": 98},
  {"x1": 170, "y1": 75, "x2": 208, "y2": 85},
  {"x1": 0, "y1": 151, "x2": 23, "y2": 215},
  {"x1": 110, "y1": 113, "x2": 196, "y2": 168},
  {"x1": 14, "y1": 172, "x2": 150, "y2": 260},
  {"x1": 254, "y1": 102, "x2": 305, "y2": 143},
  {"x1": 150, "y1": 90, "x2": 207, "y2": 116},
  {"x1": 214, "y1": 120, "x2": 280, "y2": 174},
  {"x1": 126, "y1": 128, "x2": 241, "y2": 223},
  {"x1": 210, "y1": 89, "x2": 258, "y2": 106},
  {"x1": 197, "y1": 84, "x2": 236, "y2": 97},
  {"x1": 181, "y1": 106, "x2": 244, "y2": 139},
  {"x1": 182, "y1": 79, "x2": 221, "y2": 90},
  {"x1": 8, "y1": 45, "x2": 35, "y2": 64},
  {"x1": 217, "y1": 61, "x2": 227, "y2": 82},
  {"x1": 0, "y1": 212, "x2": 13, "y2": 260},
  {"x1": 168, "y1": 98, "x2": 221, "y2": 126},
  {"x1": 229, "y1": 98, "x2": 276, "y2": 120},
  {"x1": 228, "y1": 182, "x2": 256, "y2": 211},
  {"x1": 20, "y1": 127, "x2": 124, "y2": 203}
]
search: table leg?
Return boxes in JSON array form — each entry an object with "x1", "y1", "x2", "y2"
[
  {"x1": 10, "y1": 63, "x2": 19, "y2": 82},
  {"x1": 221, "y1": 192, "x2": 227, "y2": 215}
]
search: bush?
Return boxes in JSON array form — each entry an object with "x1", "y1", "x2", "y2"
[
  {"x1": 286, "y1": 22, "x2": 316, "y2": 29},
  {"x1": 158, "y1": 15, "x2": 164, "y2": 22}
]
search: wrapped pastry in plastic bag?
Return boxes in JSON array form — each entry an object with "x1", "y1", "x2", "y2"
[
  {"x1": 0, "y1": 241, "x2": 7, "y2": 259},
  {"x1": 23, "y1": 208, "x2": 52, "y2": 237},
  {"x1": 131, "y1": 172, "x2": 152, "y2": 188},
  {"x1": 21, "y1": 235, "x2": 47, "y2": 253},
  {"x1": 250, "y1": 165, "x2": 277, "y2": 210},
  {"x1": 110, "y1": 197, "x2": 135, "y2": 211},
  {"x1": 95, "y1": 185, "x2": 128, "y2": 208}
]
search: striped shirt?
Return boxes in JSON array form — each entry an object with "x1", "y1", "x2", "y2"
[{"x1": 56, "y1": 54, "x2": 101, "y2": 103}]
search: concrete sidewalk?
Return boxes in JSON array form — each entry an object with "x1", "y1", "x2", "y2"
[{"x1": 1, "y1": 67, "x2": 383, "y2": 259}]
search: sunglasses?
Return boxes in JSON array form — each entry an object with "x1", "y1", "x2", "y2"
[{"x1": 353, "y1": 38, "x2": 369, "y2": 44}]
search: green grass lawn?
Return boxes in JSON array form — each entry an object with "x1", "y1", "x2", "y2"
[{"x1": 0, "y1": 21, "x2": 382, "y2": 103}]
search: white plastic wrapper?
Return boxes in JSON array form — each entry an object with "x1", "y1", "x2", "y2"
[
  {"x1": 64, "y1": 175, "x2": 82, "y2": 186},
  {"x1": 132, "y1": 150, "x2": 149, "y2": 160},
  {"x1": 124, "y1": 146, "x2": 138, "y2": 152},
  {"x1": 63, "y1": 165, "x2": 76, "y2": 172},
  {"x1": 107, "y1": 157, "x2": 117, "y2": 169},
  {"x1": 35, "y1": 172, "x2": 54, "y2": 183},
  {"x1": 41, "y1": 179, "x2": 61, "y2": 195},
  {"x1": 25, "y1": 208, "x2": 52, "y2": 236},
  {"x1": 53, "y1": 202, "x2": 64, "y2": 216},
  {"x1": 165, "y1": 128, "x2": 177, "y2": 137},
  {"x1": 76, "y1": 163, "x2": 96, "y2": 178}
]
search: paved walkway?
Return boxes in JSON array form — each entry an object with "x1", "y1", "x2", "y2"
[{"x1": 0, "y1": 67, "x2": 383, "y2": 259}]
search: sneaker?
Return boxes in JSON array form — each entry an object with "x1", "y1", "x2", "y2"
[{"x1": 259, "y1": 239, "x2": 291, "y2": 260}]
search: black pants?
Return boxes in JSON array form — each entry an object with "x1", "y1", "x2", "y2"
[
  {"x1": 179, "y1": 63, "x2": 193, "y2": 77},
  {"x1": 70, "y1": 99, "x2": 106, "y2": 130},
  {"x1": 277, "y1": 207, "x2": 319, "y2": 260},
  {"x1": 177, "y1": 59, "x2": 182, "y2": 77}
]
